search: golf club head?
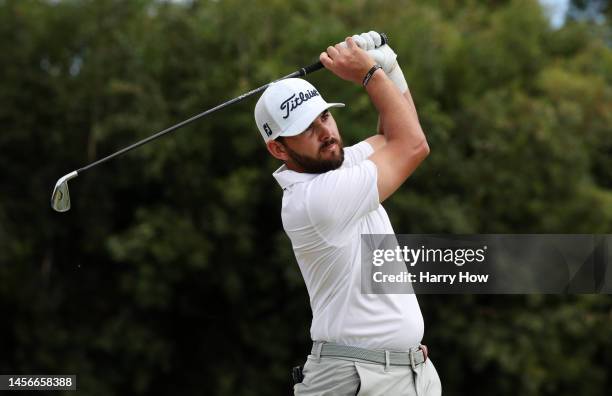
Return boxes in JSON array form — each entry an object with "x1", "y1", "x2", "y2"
[{"x1": 51, "y1": 171, "x2": 78, "y2": 212}]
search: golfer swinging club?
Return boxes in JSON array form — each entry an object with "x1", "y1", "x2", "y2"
[{"x1": 254, "y1": 31, "x2": 441, "y2": 395}]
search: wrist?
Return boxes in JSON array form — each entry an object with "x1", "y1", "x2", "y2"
[{"x1": 362, "y1": 64, "x2": 383, "y2": 87}]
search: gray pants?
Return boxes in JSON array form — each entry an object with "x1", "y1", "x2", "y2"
[{"x1": 294, "y1": 352, "x2": 442, "y2": 396}]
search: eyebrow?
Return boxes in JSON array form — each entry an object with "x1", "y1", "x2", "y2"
[{"x1": 306, "y1": 110, "x2": 329, "y2": 130}]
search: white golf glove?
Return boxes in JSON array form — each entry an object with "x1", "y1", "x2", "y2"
[{"x1": 351, "y1": 31, "x2": 408, "y2": 93}]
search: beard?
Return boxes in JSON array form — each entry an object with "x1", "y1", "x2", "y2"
[{"x1": 284, "y1": 138, "x2": 345, "y2": 174}]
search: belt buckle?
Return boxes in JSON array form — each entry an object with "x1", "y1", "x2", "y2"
[{"x1": 410, "y1": 349, "x2": 417, "y2": 370}]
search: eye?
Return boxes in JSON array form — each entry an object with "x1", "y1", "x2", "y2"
[
  {"x1": 321, "y1": 110, "x2": 330, "y2": 121},
  {"x1": 303, "y1": 125, "x2": 314, "y2": 135}
]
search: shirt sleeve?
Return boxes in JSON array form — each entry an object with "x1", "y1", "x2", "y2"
[
  {"x1": 305, "y1": 159, "x2": 380, "y2": 246},
  {"x1": 342, "y1": 141, "x2": 375, "y2": 167}
]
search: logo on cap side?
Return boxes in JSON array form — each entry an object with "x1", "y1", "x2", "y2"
[
  {"x1": 262, "y1": 123, "x2": 273, "y2": 137},
  {"x1": 280, "y1": 89, "x2": 320, "y2": 119}
]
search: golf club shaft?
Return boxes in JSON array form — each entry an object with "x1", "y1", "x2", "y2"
[
  {"x1": 77, "y1": 65, "x2": 314, "y2": 174},
  {"x1": 75, "y1": 33, "x2": 388, "y2": 175}
]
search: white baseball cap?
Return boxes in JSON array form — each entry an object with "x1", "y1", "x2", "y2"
[{"x1": 254, "y1": 78, "x2": 345, "y2": 142}]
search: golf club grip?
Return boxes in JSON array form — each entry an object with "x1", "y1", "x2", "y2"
[
  {"x1": 299, "y1": 32, "x2": 388, "y2": 77},
  {"x1": 299, "y1": 61, "x2": 324, "y2": 76}
]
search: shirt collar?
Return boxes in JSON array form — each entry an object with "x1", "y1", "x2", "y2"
[{"x1": 272, "y1": 164, "x2": 318, "y2": 190}]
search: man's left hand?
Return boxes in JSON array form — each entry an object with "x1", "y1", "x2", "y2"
[{"x1": 351, "y1": 31, "x2": 409, "y2": 94}]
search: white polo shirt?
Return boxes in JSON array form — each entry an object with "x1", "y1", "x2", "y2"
[{"x1": 273, "y1": 141, "x2": 424, "y2": 351}]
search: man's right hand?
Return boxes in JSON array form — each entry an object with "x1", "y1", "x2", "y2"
[{"x1": 319, "y1": 37, "x2": 377, "y2": 85}]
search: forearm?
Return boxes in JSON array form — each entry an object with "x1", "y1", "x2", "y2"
[
  {"x1": 377, "y1": 89, "x2": 418, "y2": 136},
  {"x1": 368, "y1": 71, "x2": 426, "y2": 148}
]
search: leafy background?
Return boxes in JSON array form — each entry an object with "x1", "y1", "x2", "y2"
[{"x1": 0, "y1": 0, "x2": 611, "y2": 394}]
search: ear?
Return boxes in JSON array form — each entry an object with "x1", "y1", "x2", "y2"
[{"x1": 266, "y1": 140, "x2": 290, "y2": 161}]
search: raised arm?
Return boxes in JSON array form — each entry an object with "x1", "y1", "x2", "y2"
[
  {"x1": 320, "y1": 37, "x2": 429, "y2": 203},
  {"x1": 368, "y1": 88, "x2": 413, "y2": 151},
  {"x1": 349, "y1": 32, "x2": 420, "y2": 152},
  {"x1": 366, "y1": 71, "x2": 429, "y2": 202}
]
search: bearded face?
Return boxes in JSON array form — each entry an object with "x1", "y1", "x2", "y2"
[
  {"x1": 281, "y1": 136, "x2": 345, "y2": 173},
  {"x1": 275, "y1": 110, "x2": 345, "y2": 173}
]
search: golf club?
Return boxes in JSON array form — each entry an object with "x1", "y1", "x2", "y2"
[{"x1": 51, "y1": 33, "x2": 388, "y2": 212}]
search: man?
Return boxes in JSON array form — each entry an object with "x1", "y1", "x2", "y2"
[{"x1": 254, "y1": 32, "x2": 441, "y2": 395}]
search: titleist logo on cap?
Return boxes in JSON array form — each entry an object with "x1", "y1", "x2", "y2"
[{"x1": 280, "y1": 89, "x2": 320, "y2": 119}]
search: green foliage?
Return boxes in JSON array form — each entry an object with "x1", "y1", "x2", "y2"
[{"x1": 0, "y1": 0, "x2": 610, "y2": 395}]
